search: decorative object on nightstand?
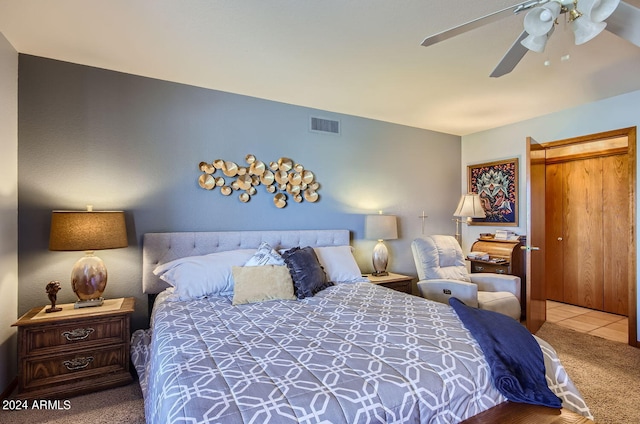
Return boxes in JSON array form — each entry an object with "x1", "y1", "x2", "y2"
[
  {"x1": 45, "y1": 280, "x2": 62, "y2": 313},
  {"x1": 49, "y1": 206, "x2": 128, "y2": 308},
  {"x1": 12, "y1": 297, "x2": 135, "y2": 400},
  {"x1": 365, "y1": 272, "x2": 413, "y2": 294},
  {"x1": 364, "y1": 212, "x2": 398, "y2": 276},
  {"x1": 453, "y1": 193, "x2": 485, "y2": 244}
]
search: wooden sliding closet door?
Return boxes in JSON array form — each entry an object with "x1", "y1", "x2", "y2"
[
  {"x1": 563, "y1": 158, "x2": 604, "y2": 309},
  {"x1": 545, "y1": 154, "x2": 629, "y2": 315},
  {"x1": 602, "y1": 154, "x2": 629, "y2": 315}
]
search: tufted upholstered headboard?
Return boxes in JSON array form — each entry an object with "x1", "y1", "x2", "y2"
[{"x1": 142, "y1": 229, "x2": 351, "y2": 295}]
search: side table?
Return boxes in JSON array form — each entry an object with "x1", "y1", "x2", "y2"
[
  {"x1": 365, "y1": 272, "x2": 413, "y2": 294},
  {"x1": 12, "y1": 297, "x2": 135, "y2": 400}
]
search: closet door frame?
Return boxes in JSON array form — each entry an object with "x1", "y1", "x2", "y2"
[{"x1": 542, "y1": 127, "x2": 637, "y2": 346}]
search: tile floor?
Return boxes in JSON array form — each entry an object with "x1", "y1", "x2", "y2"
[{"x1": 546, "y1": 300, "x2": 628, "y2": 343}]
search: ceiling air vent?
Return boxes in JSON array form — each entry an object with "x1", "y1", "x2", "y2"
[{"x1": 310, "y1": 116, "x2": 340, "y2": 135}]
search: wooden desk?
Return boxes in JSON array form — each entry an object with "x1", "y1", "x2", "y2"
[{"x1": 469, "y1": 237, "x2": 526, "y2": 318}]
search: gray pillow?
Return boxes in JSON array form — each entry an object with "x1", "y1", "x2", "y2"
[{"x1": 281, "y1": 246, "x2": 333, "y2": 299}]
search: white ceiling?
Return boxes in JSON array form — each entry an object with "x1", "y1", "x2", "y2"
[{"x1": 1, "y1": 0, "x2": 640, "y2": 136}]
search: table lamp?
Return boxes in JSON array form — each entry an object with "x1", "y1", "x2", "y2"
[
  {"x1": 365, "y1": 213, "x2": 398, "y2": 276},
  {"x1": 453, "y1": 193, "x2": 486, "y2": 244},
  {"x1": 49, "y1": 207, "x2": 128, "y2": 308}
]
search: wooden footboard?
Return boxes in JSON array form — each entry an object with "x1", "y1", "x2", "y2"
[{"x1": 461, "y1": 402, "x2": 594, "y2": 424}]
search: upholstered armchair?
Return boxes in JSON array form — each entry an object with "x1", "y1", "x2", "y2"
[{"x1": 411, "y1": 235, "x2": 521, "y2": 320}]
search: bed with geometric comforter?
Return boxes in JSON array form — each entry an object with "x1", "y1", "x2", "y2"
[{"x1": 132, "y1": 230, "x2": 592, "y2": 424}]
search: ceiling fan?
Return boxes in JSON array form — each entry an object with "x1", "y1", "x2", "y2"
[{"x1": 421, "y1": 0, "x2": 640, "y2": 77}]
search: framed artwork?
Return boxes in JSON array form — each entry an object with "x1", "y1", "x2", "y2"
[{"x1": 467, "y1": 158, "x2": 518, "y2": 226}]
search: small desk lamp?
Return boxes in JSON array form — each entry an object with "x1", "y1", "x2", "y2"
[
  {"x1": 365, "y1": 213, "x2": 398, "y2": 276},
  {"x1": 453, "y1": 193, "x2": 486, "y2": 245},
  {"x1": 49, "y1": 207, "x2": 128, "y2": 308}
]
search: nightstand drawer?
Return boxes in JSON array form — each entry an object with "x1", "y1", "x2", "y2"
[
  {"x1": 379, "y1": 280, "x2": 411, "y2": 293},
  {"x1": 365, "y1": 273, "x2": 414, "y2": 295},
  {"x1": 23, "y1": 316, "x2": 128, "y2": 356},
  {"x1": 21, "y1": 343, "x2": 128, "y2": 391}
]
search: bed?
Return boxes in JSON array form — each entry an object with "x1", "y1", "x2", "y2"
[{"x1": 131, "y1": 229, "x2": 592, "y2": 423}]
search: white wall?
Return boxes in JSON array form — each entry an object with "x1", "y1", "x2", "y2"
[
  {"x1": 0, "y1": 32, "x2": 18, "y2": 392},
  {"x1": 462, "y1": 89, "x2": 640, "y2": 342}
]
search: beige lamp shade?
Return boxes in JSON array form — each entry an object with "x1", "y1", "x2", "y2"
[
  {"x1": 365, "y1": 214, "x2": 398, "y2": 241},
  {"x1": 49, "y1": 211, "x2": 128, "y2": 251},
  {"x1": 49, "y1": 210, "x2": 128, "y2": 308},
  {"x1": 453, "y1": 193, "x2": 486, "y2": 219},
  {"x1": 452, "y1": 193, "x2": 485, "y2": 245}
]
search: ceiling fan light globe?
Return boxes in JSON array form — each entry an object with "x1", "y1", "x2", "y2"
[
  {"x1": 543, "y1": 1, "x2": 562, "y2": 18},
  {"x1": 579, "y1": 0, "x2": 621, "y2": 22},
  {"x1": 539, "y1": 9, "x2": 554, "y2": 22},
  {"x1": 524, "y1": 10, "x2": 553, "y2": 36},
  {"x1": 572, "y1": 17, "x2": 606, "y2": 44},
  {"x1": 521, "y1": 33, "x2": 549, "y2": 53}
]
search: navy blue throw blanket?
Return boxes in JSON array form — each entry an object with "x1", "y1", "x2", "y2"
[{"x1": 449, "y1": 297, "x2": 562, "y2": 408}]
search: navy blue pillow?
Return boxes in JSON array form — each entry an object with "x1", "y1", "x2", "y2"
[{"x1": 281, "y1": 246, "x2": 333, "y2": 299}]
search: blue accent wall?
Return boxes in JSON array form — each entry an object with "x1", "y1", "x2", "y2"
[{"x1": 17, "y1": 55, "x2": 462, "y2": 329}]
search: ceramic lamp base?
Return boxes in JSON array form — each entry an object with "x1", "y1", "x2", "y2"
[
  {"x1": 372, "y1": 240, "x2": 389, "y2": 276},
  {"x1": 71, "y1": 252, "x2": 108, "y2": 304}
]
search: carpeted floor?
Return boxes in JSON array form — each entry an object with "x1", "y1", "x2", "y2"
[
  {"x1": 536, "y1": 321, "x2": 640, "y2": 424},
  {"x1": 2, "y1": 322, "x2": 637, "y2": 424},
  {"x1": 1, "y1": 381, "x2": 145, "y2": 424}
]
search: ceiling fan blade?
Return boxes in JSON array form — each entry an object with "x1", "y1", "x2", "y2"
[
  {"x1": 605, "y1": 1, "x2": 640, "y2": 47},
  {"x1": 490, "y1": 31, "x2": 530, "y2": 78},
  {"x1": 421, "y1": 0, "x2": 548, "y2": 47}
]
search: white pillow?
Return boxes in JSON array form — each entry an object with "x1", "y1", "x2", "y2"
[
  {"x1": 244, "y1": 242, "x2": 285, "y2": 266},
  {"x1": 313, "y1": 246, "x2": 368, "y2": 283},
  {"x1": 153, "y1": 249, "x2": 256, "y2": 301}
]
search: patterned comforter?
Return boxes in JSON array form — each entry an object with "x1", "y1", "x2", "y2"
[{"x1": 132, "y1": 282, "x2": 591, "y2": 423}]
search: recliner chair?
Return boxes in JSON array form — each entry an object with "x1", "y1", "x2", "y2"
[{"x1": 411, "y1": 235, "x2": 522, "y2": 320}]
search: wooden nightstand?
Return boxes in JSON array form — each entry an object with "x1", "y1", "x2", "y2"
[
  {"x1": 365, "y1": 272, "x2": 414, "y2": 294},
  {"x1": 12, "y1": 297, "x2": 135, "y2": 400}
]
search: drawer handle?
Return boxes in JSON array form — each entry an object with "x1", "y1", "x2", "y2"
[
  {"x1": 61, "y1": 327, "x2": 95, "y2": 341},
  {"x1": 63, "y1": 356, "x2": 94, "y2": 371},
  {"x1": 475, "y1": 266, "x2": 485, "y2": 271},
  {"x1": 496, "y1": 269, "x2": 505, "y2": 274}
]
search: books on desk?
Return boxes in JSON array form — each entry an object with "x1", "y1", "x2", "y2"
[
  {"x1": 467, "y1": 252, "x2": 508, "y2": 264},
  {"x1": 494, "y1": 230, "x2": 517, "y2": 240},
  {"x1": 467, "y1": 251, "x2": 489, "y2": 261}
]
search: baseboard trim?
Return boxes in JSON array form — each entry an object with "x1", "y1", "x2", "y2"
[{"x1": 0, "y1": 377, "x2": 17, "y2": 400}]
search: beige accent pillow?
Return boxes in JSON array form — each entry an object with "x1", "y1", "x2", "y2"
[{"x1": 232, "y1": 265, "x2": 296, "y2": 305}]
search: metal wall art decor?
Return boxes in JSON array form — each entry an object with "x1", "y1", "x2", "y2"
[
  {"x1": 467, "y1": 158, "x2": 518, "y2": 226},
  {"x1": 198, "y1": 155, "x2": 320, "y2": 208}
]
